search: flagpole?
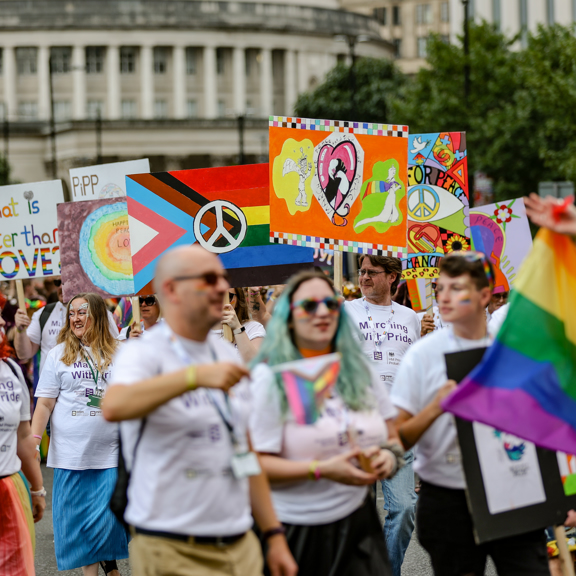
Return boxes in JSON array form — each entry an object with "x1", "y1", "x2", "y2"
[
  {"x1": 333, "y1": 251, "x2": 343, "y2": 293},
  {"x1": 554, "y1": 525, "x2": 576, "y2": 576},
  {"x1": 15, "y1": 280, "x2": 26, "y2": 310},
  {"x1": 131, "y1": 296, "x2": 141, "y2": 327},
  {"x1": 425, "y1": 279, "x2": 434, "y2": 314}
]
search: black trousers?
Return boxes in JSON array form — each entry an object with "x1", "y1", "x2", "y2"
[{"x1": 416, "y1": 480, "x2": 550, "y2": 576}]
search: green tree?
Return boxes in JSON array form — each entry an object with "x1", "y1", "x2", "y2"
[
  {"x1": 295, "y1": 57, "x2": 406, "y2": 124},
  {"x1": 0, "y1": 155, "x2": 10, "y2": 186}
]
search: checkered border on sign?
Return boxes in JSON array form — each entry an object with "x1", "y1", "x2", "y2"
[
  {"x1": 270, "y1": 232, "x2": 407, "y2": 258},
  {"x1": 269, "y1": 116, "x2": 409, "y2": 139}
]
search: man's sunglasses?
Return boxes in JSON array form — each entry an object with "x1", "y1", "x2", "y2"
[
  {"x1": 290, "y1": 296, "x2": 342, "y2": 315},
  {"x1": 139, "y1": 296, "x2": 157, "y2": 307},
  {"x1": 173, "y1": 271, "x2": 229, "y2": 286}
]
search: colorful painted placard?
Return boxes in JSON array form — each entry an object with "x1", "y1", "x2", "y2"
[
  {"x1": 69, "y1": 158, "x2": 150, "y2": 201},
  {"x1": 0, "y1": 180, "x2": 64, "y2": 281},
  {"x1": 59, "y1": 198, "x2": 134, "y2": 301},
  {"x1": 402, "y1": 132, "x2": 470, "y2": 279},
  {"x1": 126, "y1": 163, "x2": 314, "y2": 293},
  {"x1": 470, "y1": 198, "x2": 532, "y2": 294},
  {"x1": 269, "y1": 116, "x2": 409, "y2": 257}
]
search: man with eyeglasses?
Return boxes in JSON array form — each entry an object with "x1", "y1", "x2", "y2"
[
  {"x1": 13, "y1": 278, "x2": 119, "y2": 375},
  {"x1": 102, "y1": 245, "x2": 296, "y2": 576},
  {"x1": 344, "y1": 255, "x2": 421, "y2": 576}
]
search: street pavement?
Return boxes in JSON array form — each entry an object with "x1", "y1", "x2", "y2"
[{"x1": 35, "y1": 465, "x2": 495, "y2": 575}]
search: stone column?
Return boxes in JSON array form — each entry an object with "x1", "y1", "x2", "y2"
[
  {"x1": 297, "y1": 50, "x2": 308, "y2": 94},
  {"x1": 232, "y1": 46, "x2": 246, "y2": 115},
  {"x1": 284, "y1": 49, "x2": 296, "y2": 115},
  {"x1": 3, "y1": 47, "x2": 16, "y2": 120},
  {"x1": 259, "y1": 47, "x2": 273, "y2": 118},
  {"x1": 72, "y1": 45, "x2": 86, "y2": 120},
  {"x1": 203, "y1": 46, "x2": 217, "y2": 119},
  {"x1": 173, "y1": 45, "x2": 186, "y2": 119},
  {"x1": 140, "y1": 45, "x2": 154, "y2": 119},
  {"x1": 37, "y1": 46, "x2": 51, "y2": 120},
  {"x1": 106, "y1": 45, "x2": 120, "y2": 120}
]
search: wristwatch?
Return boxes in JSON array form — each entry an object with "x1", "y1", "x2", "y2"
[{"x1": 233, "y1": 326, "x2": 246, "y2": 335}]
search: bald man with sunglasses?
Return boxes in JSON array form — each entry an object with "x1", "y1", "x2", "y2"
[{"x1": 102, "y1": 245, "x2": 296, "y2": 576}]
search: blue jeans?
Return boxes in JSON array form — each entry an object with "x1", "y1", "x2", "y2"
[{"x1": 380, "y1": 450, "x2": 417, "y2": 576}]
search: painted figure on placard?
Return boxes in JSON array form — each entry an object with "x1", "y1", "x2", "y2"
[
  {"x1": 312, "y1": 132, "x2": 364, "y2": 227},
  {"x1": 354, "y1": 160, "x2": 405, "y2": 233},
  {"x1": 282, "y1": 148, "x2": 312, "y2": 207}
]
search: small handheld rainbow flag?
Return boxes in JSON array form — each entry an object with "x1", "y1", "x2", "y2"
[
  {"x1": 273, "y1": 353, "x2": 341, "y2": 425},
  {"x1": 113, "y1": 297, "x2": 133, "y2": 330},
  {"x1": 442, "y1": 229, "x2": 576, "y2": 454}
]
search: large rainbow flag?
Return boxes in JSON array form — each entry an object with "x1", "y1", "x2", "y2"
[{"x1": 442, "y1": 229, "x2": 576, "y2": 454}]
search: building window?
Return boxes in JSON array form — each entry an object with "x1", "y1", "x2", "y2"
[
  {"x1": 216, "y1": 48, "x2": 225, "y2": 75},
  {"x1": 519, "y1": 0, "x2": 528, "y2": 47},
  {"x1": 154, "y1": 99, "x2": 168, "y2": 118},
  {"x1": 440, "y1": 34, "x2": 450, "y2": 44},
  {"x1": 373, "y1": 7, "x2": 387, "y2": 25},
  {"x1": 186, "y1": 48, "x2": 198, "y2": 75},
  {"x1": 16, "y1": 48, "x2": 37, "y2": 75},
  {"x1": 86, "y1": 100, "x2": 104, "y2": 119},
  {"x1": 392, "y1": 5, "x2": 401, "y2": 25},
  {"x1": 493, "y1": 0, "x2": 501, "y2": 28},
  {"x1": 153, "y1": 47, "x2": 168, "y2": 74},
  {"x1": 86, "y1": 47, "x2": 105, "y2": 74},
  {"x1": 417, "y1": 37, "x2": 428, "y2": 58},
  {"x1": 120, "y1": 47, "x2": 137, "y2": 74},
  {"x1": 121, "y1": 99, "x2": 137, "y2": 118},
  {"x1": 547, "y1": 0, "x2": 555, "y2": 24},
  {"x1": 187, "y1": 99, "x2": 198, "y2": 118},
  {"x1": 54, "y1": 100, "x2": 71, "y2": 121},
  {"x1": 416, "y1": 5, "x2": 432, "y2": 24},
  {"x1": 393, "y1": 38, "x2": 402, "y2": 58},
  {"x1": 217, "y1": 100, "x2": 226, "y2": 117},
  {"x1": 0, "y1": 102, "x2": 5, "y2": 121},
  {"x1": 573, "y1": 0, "x2": 576, "y2": 22},
  {"x1": 50, "y1": 47, "x2": 72, "y2": 74},
  {"x1": 441, "y1": 2, "x2": 449, "y2": 22},
  {"x1": 18, "y1": 101, "x2": 37, "y2": 120},
  {"x1": 467, "y1": 0, "x2": 475, "y2": 19}
]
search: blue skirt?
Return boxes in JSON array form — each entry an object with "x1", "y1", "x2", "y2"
[{"x1": 52, "y1": 468, "x2": 129, "y2": 571}]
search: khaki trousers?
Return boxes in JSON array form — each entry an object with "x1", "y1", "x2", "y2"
[{"x1": 130, "y1": 530, "x2": 264, "y2": 576}]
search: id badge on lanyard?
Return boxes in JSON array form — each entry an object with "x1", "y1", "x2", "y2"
[{"x1": 165, "y1": 324, "x2": 261, "y2": 479}]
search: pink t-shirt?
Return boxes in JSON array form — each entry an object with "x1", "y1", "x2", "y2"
[{"x1": 249, "y1": 363, "x2": 396, "y2": 525}]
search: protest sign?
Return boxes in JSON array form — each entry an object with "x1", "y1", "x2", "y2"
[
  {"x1": 0, "y1": 180, "x2": 64, "y2": 281},
  {"x1": 402, "y1": 132, "x2": 470, "y2": 279},
  {"x1": 445, "y1": 348, "x2": 576, "y2": 544},
  {"x1": 470, "y1": 197, "x2": 532, "y2": 294},
  {"x1": 58, "y1": 198, "x2": 134, "y2": 301},
  {"x1": 126, "y1": 163, "x2": 314, "y2": 294},
  {"x1": 69, "y1": 158, "x2": 150, "y2": 201},
  {"x1": 269, "y1": 116, "x2": 409, "y2": 257}
]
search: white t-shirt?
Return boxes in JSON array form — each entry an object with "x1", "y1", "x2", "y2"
[
  {"x1": 212, "y1": 321, "x2": 266, "y2": 359},
  {"x1": 345, "y1": 298, "x2": 421, "y2": 392},
  {"x1": 35, "y1": 343, "x2": 119, "y2": 470},
  {"x1": 391, "y1": 327, "x2": 492, "y2": 489},
  {"x1": 488, "y1": 303, "x2": 509, "y2": 337},
  {"x1": 417, "y1": 306, "x2": 451, "y2": 331},
  {"x1": 0, "y1": 360, "x2": 30, "y2": 477},
  {"x1": 249, "y1": 362, "x2": 396, "y2": 525},
  {"x1": 110, "y1": 326, "x2": 253, "y2": 536},
  {"x1": 27, "y1": 303, "x2": 120, "y2": 373}
]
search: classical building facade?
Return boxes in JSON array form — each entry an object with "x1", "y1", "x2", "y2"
[
  {"x1": 344, "y1": 0, "x2": 576, "y2": 73},
  {"x1": 0, "y1": 0, "x2": 393, "y2": 190}
]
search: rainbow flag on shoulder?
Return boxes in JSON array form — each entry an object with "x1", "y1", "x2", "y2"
[{"x1": 442, "y1": 228, "x2": 576, "y2": 454}]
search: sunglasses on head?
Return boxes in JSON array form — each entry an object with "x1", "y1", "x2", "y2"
[
  {"x1": 139, "y1": 296, "x2": 157, "y2": 307},
  {"x1": 290, "y1": 296, "x2": 342, "y2": 315},
  {"x1": 53, "y1": 279, "x2": 62, "y2": 287},
  {"x1": 457, "y1": 251, "x2": 495, "y2": 291},
  {"x1": 173, "y1": 271, "x2": 229, "y2": 286}
]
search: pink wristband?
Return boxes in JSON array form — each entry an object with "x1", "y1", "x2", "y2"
[{"x1": 33, "y1": 435, "x2": 42, "y2": 440}]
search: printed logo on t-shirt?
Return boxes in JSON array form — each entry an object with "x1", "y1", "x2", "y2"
[
  {"x1": 374, "y1": 351, "x2": 383, "y2": 361},
  {"x1": 387, "y1": 351, "x2": 399, "y2": 366},
  {"x1": 208, "y1": 424, "x2": 221, "y2": 442},
  {"x1": 357, "y1": 321, "x2": 414, "y2": 345}
]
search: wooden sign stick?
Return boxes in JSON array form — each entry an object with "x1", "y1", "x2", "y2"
[
  {"x1": 554, "y1": 525, "x2": 576, "y2": 576},
  {"x1": 333, "y1": 252, "x2": 343, "y2": 294},
  {"x1": 425, "y1": 279, "x2": 434, "y2": 315},
  {"x1": 15, "y1": 280, "x2": 26, "y2": 311},
  {"x1": 131, "y1": 296, "x2": 141, "y2": 327},
  {"x1": 222, "y1": 292, "x2": 234, "y2": 343}
]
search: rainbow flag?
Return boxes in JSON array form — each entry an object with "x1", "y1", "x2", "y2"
[
  {"x1": 273, "y1": 353, "x2": 340, "y2": 425},
  {"x1": 113, "y1": 297, "x2": 133, "y2": 330},
  {"x1": 442, "y1": 229, "x2": 576, "y2": 454}
]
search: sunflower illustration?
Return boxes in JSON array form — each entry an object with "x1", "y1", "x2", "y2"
[{"x1": 445, "y1": 234, "x2": 469, "y2": 253}]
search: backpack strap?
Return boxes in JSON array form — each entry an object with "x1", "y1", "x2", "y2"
[
  {"x1": 4, "y1": 358, "x2": 21, "y2": 380},
  {"x1": 39, "y1": 302, "x2": 57, "y2": 337}
]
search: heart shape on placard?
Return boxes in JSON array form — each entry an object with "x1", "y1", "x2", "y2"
[
  {"x1": 316, "y1": 141, "x2": 357, "y2": 217},
  {"x1": 408, "y1": 223, "x2": 441, "y2": 254}
]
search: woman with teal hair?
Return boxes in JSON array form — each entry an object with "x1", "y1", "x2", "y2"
[{"x1": 249, "y1": 271, "x2": 404, "y2": 576}]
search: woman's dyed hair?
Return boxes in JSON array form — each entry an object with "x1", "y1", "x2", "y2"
[{"x1": 250, "y1": 271, "x2": 372, "y2": 412}]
